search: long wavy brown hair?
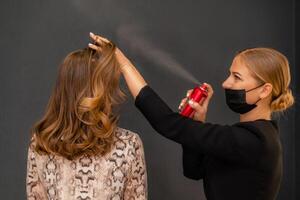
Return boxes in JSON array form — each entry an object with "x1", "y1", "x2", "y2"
[{"x1": 31, "y1": 43, "x2": 125, "y2": 160}]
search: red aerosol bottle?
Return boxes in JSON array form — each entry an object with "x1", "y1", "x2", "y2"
[{"x1": 180, "y1": 84, "x2": 208, "y2": 118}]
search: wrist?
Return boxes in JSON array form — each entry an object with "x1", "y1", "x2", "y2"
[
  {"x1": 194, "y1": 114, "x2": 206, "y2": 122},
  {"x1": 120, "y1": 62, "x2": 134, "y2": 73}
]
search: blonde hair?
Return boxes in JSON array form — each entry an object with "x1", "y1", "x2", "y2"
[
  {"x1": 31, "y1": 43, "x2": 125, "y2": 160},
  {"x1": 237, "y1": 47, "x2": 294, "y2": 112}
]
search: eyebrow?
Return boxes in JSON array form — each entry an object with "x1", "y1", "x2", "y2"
[{"x1": 229, "y1": 70, "x2": 242, "y2": 76}]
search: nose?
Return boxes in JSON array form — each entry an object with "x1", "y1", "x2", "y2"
[{"x1": 222, "y1": 77, "x2": 231, "y2": 89}]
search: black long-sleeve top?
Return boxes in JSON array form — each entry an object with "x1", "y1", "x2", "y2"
[{"x1": 134, "y1": 85, "x2": 282, "y2": 200}]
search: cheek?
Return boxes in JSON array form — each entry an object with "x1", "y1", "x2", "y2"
[{"x1": 245, "y1": 92, "x2": 259, "y2": 104}]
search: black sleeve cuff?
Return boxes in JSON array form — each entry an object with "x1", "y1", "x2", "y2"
[{"x1": 134, "y1": 85, "x2": 154, "y2": 107}]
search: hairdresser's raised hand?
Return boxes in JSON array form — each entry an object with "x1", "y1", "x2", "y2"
[
  {"x1": 88, "y1": 32, "x2": 133, "y2": 71},
  {"x1": 88, "y1": 32, "x2": 147, "y2": 98},
  {"x1": 88, "y1": 32, "x2": 112, "y2": 51},
  {"x1": 178, "y1": 83, "x2": 214, "y2": 122}
]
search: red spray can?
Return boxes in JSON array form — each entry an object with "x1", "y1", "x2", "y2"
[{"x1": 180, "y1": 84, "x2": 208, "y2": 118}]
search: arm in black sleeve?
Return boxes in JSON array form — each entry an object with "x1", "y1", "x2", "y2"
[
  {"x1": 135, "y1": 86, "x2": 263, "y2": 163},
  {"x1": 182, "y1": 145, "x2": 205, "y2": 180}
]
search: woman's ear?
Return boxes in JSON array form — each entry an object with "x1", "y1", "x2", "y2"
[{"x1": 260, "y1": 83, "x2": 273, "y2": 99}]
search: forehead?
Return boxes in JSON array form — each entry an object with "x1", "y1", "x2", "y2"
[{"x1": 230, "y1": 56, "x2": 252, "y2": 76}]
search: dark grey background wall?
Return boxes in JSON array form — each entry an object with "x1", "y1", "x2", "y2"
[
  {"x1": 295, "y1": 0, "x2": 300, "y2": 200},
  {"x1": 0, "y1": 0, "x2": 298, "y2": 199}
]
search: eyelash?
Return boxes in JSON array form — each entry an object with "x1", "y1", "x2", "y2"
[{"x1": 234, "y1": 75, "x2": 241, "y2": 80}]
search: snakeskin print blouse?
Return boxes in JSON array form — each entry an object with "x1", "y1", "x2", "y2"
[{"x1": 26, "y1": 127, "x2": 147, "y2": 200}]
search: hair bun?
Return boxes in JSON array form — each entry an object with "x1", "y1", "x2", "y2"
[{"x1": 271, "y1": 88, "x2": 294, "y2": 112}]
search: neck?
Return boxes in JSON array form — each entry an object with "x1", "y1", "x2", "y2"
[{"x1": 239, "y1": 106, "x2": 271, "y2": 122}]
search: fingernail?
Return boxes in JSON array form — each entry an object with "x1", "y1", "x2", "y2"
[
  {"x1": 88, "y1": 43, "x2": 93, "y2": 46},
  {"x1": 188, "y1": 100, "x2": 194, "y2": 105},
  {"x1": 90, "y1": 32, "x2": 94, "y2": 36}
]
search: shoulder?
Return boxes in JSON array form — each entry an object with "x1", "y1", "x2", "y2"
[
  {"x1": 233, "y1": 120, "x2": 279, "y2": 139},
  {"x1": 115, "y1": 127, "x2": 142, "y2": 142},
  {"x1": 113, "y1": 127, "x2": 145, "y2": 151},
  {"x1": 231, "y1": 120, "x2": 281, "y2": 154},
  {"x1": 27, "y1": 134, "x2": 37, "y2": 154},
  {"x1": 109, "y1": 127, "x2": 146, "y2": 164}
]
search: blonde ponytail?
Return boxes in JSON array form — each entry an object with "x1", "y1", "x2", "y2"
[{"x1": 270, "y1": 88, "x2": 294, "y2": 112}]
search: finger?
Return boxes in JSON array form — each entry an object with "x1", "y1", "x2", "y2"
[
  {"x1": 90, "y1": 32, "x2": 111, "y2": 45},
  {"x1": 88, "y1": 43, "x2": 102, "y2": 51},
  {"x1": 203, "y1": 82, "x2": 214, "y2": 98},
  {"x1": 100, "y1": 36, "x2": 111, "y2": 44},
  {"x1": 89, "y1": 33, "x2": 104, "y2": 46},
  {"x1": 199, "y1": 97, "x2": 205, "y2": 105},
  {"x1": 178, "y1": 99, "x2": 185, "y2": 110},
  {"x1": 201, "y1": 94, "x2": 213, "y2": 109},
  {"x1": 178, "y1": 98, "x2": 187, "y2": 110},
  {"x1": 188, "y1": 100, "x2": 202, "y2": 111},
  {"x1": 186, "y1": 89, "x2": 193, "y2": 97},
  {"x1": 91, "y1": 33, "x2": 110, "y2": 43},
  {"x1": 94, "y1": 36, "x2": 104, "y2": 46},
  {"x1": 178, "y1": 104, "x2": 182, "y2": 110}
]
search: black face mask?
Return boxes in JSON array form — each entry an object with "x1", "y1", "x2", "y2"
[{"x1": 225, "y1": 84, "x2": 264, "y2": 114}]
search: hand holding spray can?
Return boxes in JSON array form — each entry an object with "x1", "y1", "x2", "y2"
[{"x1": 180, "y1": 83, "x2": 208, "y2": 118}]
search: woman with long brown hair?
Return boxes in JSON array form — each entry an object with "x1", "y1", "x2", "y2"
[
  {"x1": 88, "y1": 33, "x2": 294, "y2": 200},
  {"x1": 26, "y1": 42, "x2": 147, "y2": 199}
]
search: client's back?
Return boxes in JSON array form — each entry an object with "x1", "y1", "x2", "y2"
[
  {"x1": 26, "y1": 44, "x2": 147, "y2": 199},
  {"x1": 27, "y1": 127, "x2": 146, "y2": 199}
]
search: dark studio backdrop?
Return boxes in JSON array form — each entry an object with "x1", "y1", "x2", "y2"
[{"x1": 0, "y1": 0, "x2": 298, "y2": 199}]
